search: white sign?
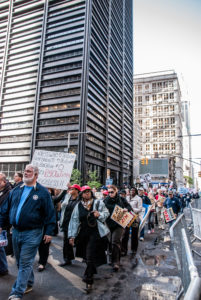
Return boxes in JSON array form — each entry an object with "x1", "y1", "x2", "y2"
[{"x1": 31, "y1": 150, "x2": 76, "y2": 190}]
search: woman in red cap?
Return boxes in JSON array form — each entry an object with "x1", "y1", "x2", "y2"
[{"x1": 68, "y1": 185, "x2": 109, "y2": 291}]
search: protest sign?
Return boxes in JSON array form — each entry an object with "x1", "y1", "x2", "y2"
[
  {"x1": 0, "y1": 230, "x2": 8, "y2": 247},
  {"x1": 139, "y1": 204, "x2": 152, "y2": 235},
  {"x1": 111, "y1": 205, "x2": 135, "y2": 228},
  {"x1": 163, "y1": 207, "x2": 176, "y2": 223},
  {"x1": 31, "y1": 150, "x2": 76, "y2": 190}
]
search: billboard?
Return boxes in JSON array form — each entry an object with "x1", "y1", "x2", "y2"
[{"x1": 139, "y1": 158, "x2": 169, "y2": 177}]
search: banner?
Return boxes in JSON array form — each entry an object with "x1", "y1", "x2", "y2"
[
  {"x1": 139, "y1": 204, "x2": 152, "y2": 234},
  {"x1": 163, "y1": 207, "x2": 176, "y2": 223},
  {"x1": 111, "y1": 205, "x2": 136, "y2": 228},
  {"x1": 31, "y1": 150, "x2": 76, "y2": 190}
]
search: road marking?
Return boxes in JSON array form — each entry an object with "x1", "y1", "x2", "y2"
[{"x1": 48, "y1": 255, "x2": 85, "y2": 292}]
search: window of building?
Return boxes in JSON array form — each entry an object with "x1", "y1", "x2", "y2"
[
  {"x1": 165, "y1": 131, "x2": 169, "y2": 137},
  {"x1": 153, "y1": 106, "x2": 157, "y2": 114},
  {"x1": 146, "y1": 144, "x2": 150, "y2": 151},
  {"x1": 169, "y1": 81, "x2": 173, "y2": 88},
  {"x1": 171, "y1": 143, "x2": 175, "y2": 150},
  {"x1": 170, "y1": 117, "x2": 175, "y2": 124},
  {"x1": 170, "y1": 105, "x2": 174, "y2": 111},
  {"x1": 159, "y1": 144, "x2": 164, "y2": 150},
  {"x1": 152, "y1": 94, "x2": 157, "y2": 103},
  {"x1": 38, "y1": 116, "x2": 79, "y2": 126},
  {"x1": 152, "y1": 83, "x2": 156, "y2": 91},
  {"x1": 145, "y1": 132, "x2": 150, "y2": 142},
  {"x1": 145, "y1": 84, "x2": 149, "y2": 91},
  {"x1": 138, "y1": 108, "x2": 142, "y2": 115},
  {"x1": 165, "y1": 144, "x2": 170, "y2": 150},
  {"x1": 145, "y1": 95, "x2": 149, "y2": 102},
  {"x1": 39, "y1": 103, "x2": 80, "y2": 112},
  {"x1": 153, "y1": 132, "x2": 157, "y2": 138},
  {"x1": 159, "y1": 131, "x2": 163, "y2": 138},
  {"x1": 171, "y1": 130, "x2": 175, "y2": 137},
  {"x1": 169, "y1": 92, "x2": 174, "y2": 99},
  {"x1": 145, "y1": 108, "x2": 149, "y2": 116},
  {"x1": 153, "y1": 144, "x2": 158, "y2": 151},
  {"x1": 138, "y1": 96, "x2": 142, "y2": 104},
  {"x1": 164, "y1": 93, "x2": 169, "y2": 100},
  {"x1": 145, "y1": 120, "x2": 150, "y2": 129}
]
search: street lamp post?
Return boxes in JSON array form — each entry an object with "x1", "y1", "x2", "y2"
[{"x1": 64, "y1": 131, "x2": 91, "y2": 153}]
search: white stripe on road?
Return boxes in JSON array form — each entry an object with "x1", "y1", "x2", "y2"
[{"x1": 48, "y1": 255, "x2": 85, "y2": 292}]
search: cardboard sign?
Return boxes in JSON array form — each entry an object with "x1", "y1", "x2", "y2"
[
  {"x1": 111, "y1": 205, "x2": 135, "y2": 228},
  {"x1": 31, "y1": 150, "x2": 76, "y2": 190},
  {"x1": 163, "y1": 207, "x2": 176, "y2": 223},
  {"x1": 0, "y1": 230, "x2": 8, "y2": 247}
]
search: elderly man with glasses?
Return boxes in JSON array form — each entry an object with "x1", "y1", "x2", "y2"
[{"x1": 0, "y1": 164, "x2": 55, "y2": 300}]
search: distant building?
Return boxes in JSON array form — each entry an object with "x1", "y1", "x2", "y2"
[
  {"x1": 182, "y1": 101, "x2": 193, "y2": 183},
  {"x1": 134, "y1": 70, "x2": 183, "y2": 187},
  {"x1": 133, "y1": 121, "x2": 141, "y2": 181},
  {"x1": 0, "y1": 0, "x2": 133, "y2": 185}
]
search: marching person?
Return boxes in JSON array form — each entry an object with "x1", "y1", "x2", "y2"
[
  {"x1": 0, "y1": 173, "x2": 12, "y2": 276},
  {"x1": 138, "y1": 187, "x2": 151, "y2": 241},
  {"x1": 0, "y1": 164, "x2": 55, "y2": 300},
  {"x1": 155, "y1": 189, "x2": 166, "y2": 230},
  {"x1": 163, "y1": 191, "x2": 181, "y2": 227},
  {"x1": 13, "y1": 173, "x2": 23, "y2": 189},
  {"x1": 68, "y1": 185, "x2": 109, "y2": 291},
  {"x1": 104, "y1": 185, "x2": 132, "y2": 271},
  {"x1": 59, "y1": 184, "x2": 81, "y2": 266},
  {"x1": 121, "y1": 187, "x2": 142, "y2": 257}
]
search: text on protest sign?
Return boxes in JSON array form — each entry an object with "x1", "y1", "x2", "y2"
[
  {"x1": 31, "y1": 150, "x2": 76, "y2": 190},
  {"x1": 111, "y1": 205, "x2": 136, "y2": 228}
]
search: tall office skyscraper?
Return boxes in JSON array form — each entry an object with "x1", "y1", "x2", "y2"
[{"x1": 0, "y1": 0, "x2": 133, "y2": 185}]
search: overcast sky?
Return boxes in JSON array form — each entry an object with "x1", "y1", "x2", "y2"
[{"x1": 134, "y1": 0, "x2": 201, "y2": 179}]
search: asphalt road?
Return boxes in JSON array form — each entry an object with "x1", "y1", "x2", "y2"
[{"x1": 1, "y1": 208, "x2": 201, "y2": 300}]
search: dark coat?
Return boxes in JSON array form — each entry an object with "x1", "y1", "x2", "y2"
[
  {"x1": 0, "y1": 182, "x2": 56, "y2": 235},
  {"x1": 163, "y1": 196, "x2": 181, "y2": 215},
  {"x1": 0, "y1": 181, "x2": 12, "y2": 229},
  {"x1": 104, "y1": 194, "x2": 132, "y2": 230}
]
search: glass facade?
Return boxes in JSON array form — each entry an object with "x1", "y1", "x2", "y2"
[{"x1": 0, "y1": 0, "x2": 133, "y2": 185}]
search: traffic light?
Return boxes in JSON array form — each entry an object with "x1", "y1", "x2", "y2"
[
  {"x1": 145, "y1": 158, "x2": 148, "y2": 165},
  {"x1": 141, "y1": 158, "x2": 145, "y2": 165},
  {"x1": 198, "y1": 171, "x2": 201, "y2": 178}
]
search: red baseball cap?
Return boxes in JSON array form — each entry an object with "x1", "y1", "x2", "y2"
[
  {"x1": 103, "y1": 190, "x2": 109, "y2": 195},
  {"x1": 81, "y1": 185, "x2": 91, "y2": 192},
  {"x1": 69, "y1": 184, "x2": 81, "y2": 191}
]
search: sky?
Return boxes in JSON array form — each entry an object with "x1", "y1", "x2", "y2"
[{"x1": 134, "y1": 0, "x2": 201, "y2": 181}]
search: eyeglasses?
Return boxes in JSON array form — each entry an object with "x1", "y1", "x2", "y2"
[
  {"x1": 83, "y1": 190, "x2": 91, "y2": 194},
  {"x1": 108, "y1": 191, "x2": 115, "y2": 194}
]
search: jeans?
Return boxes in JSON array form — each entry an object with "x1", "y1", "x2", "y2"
[
  {"x1": 0, "y1": 246, "x2": 8, "y2": 273},
  {"x1": 10, "y1": 228, "x2": 43, "y2": 298}
]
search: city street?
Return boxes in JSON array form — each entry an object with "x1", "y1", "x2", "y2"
[{"x1": 0, "y1": 223, "x2": 190, "y2": 300}]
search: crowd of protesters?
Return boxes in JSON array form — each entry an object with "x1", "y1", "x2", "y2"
[{"x1": 0, "y1": 167, "x2": 199, "y2": 297}]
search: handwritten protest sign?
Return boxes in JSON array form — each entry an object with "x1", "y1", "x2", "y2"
[
  {"x1": 163, "y1": 207, "x2": 176, "y2": 223},
  {"x1": 111, "y1": 205, "x2": 136, "y2": 228},
  {"x1": 31, "y1": 150, "x2": 76, "y2": 190}
]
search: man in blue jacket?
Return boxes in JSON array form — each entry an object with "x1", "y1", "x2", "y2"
[
  {"x1": 163, "y1": 191, "x2": 181, "y2": 226},
  {"x1": 0, "y1": 164, "x2": 55, "y2": 300}
]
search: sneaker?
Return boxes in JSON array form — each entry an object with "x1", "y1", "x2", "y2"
[
  {"x1": 24, "y1": 285, "x2": 33, "y2": 294},
  {"x1": 8, "y1": 296, "x2": 21, "y2": 300},
  {"x1": 147, "y1": 230, "x2": 151, "y2": 234},
  {"x1": 151, "y1": 229, "x2": 155, "y2": 233},
  {"x1": 140, "y1": 237, "x2": 144, "y2": 241}
]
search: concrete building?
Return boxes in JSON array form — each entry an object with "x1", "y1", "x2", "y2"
[
  {"x1": 133, "y1": 121, "x2": 141, "y2": 181},
  {"x1": 0, "y1": 0, "x2": 133, "y2": 185},
  {"x1": 182, "y1": 101, "x2": 193, "y2": 183},
  {"x1": 134, "y1": 70, "x2": 183, "y2": 187}
]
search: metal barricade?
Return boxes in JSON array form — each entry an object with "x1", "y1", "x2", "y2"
[
  {"x1": 170, "y1": 214, "x2": 201, "y2": 300},
  {"x1": 189, "y1": 201, "x2": 201, "y2": 257}
]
